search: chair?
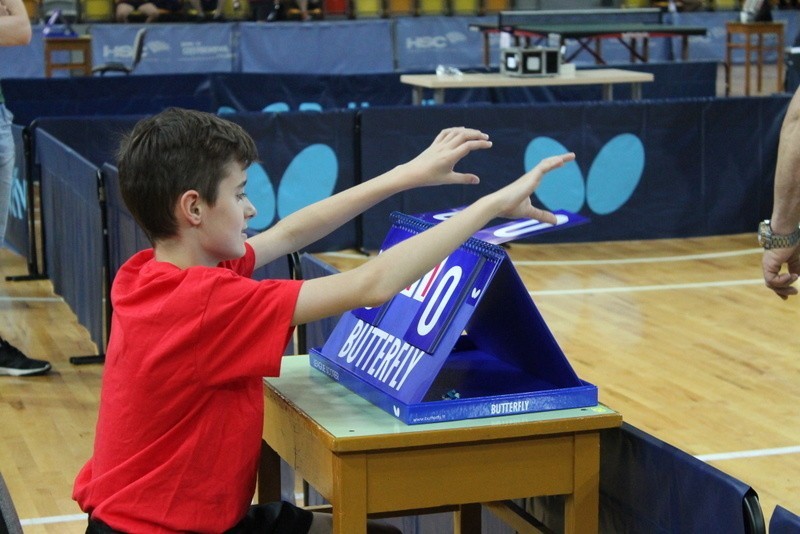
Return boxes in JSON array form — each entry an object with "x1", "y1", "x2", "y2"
[
  {"x1": 80, "y1": 0, "x2": 114, "y2": 21},
  {"x1": 92, "y1": 27, "x2": 146, "y2": 76},
  {"x1": 41, "y1": 0, "x2": 78, "y2": 20},
  {"x1": 0, "y1": 472, "x2": 24, "y2": 534},
  {"x1": 724, "y1": 20, "x2": 785, "y2": 96}
]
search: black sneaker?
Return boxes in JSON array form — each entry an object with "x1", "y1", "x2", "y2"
[{"x1": 0, "y1": 339, "x2": 51, "y2": 376}]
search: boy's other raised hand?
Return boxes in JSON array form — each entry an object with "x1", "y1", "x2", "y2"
[
  {"x1": 398, "y1": 127, "x2": 493, "y2": 189},
  {"x1": 493, "y1": 152, "x2": 576, "y2": 224}
]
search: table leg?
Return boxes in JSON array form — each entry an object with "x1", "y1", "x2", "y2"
[
  {"x1": 482, "y1": 32, "x2": 489, "y2": 68},
  {"x1": 454, "y1": 503, "x2": 482, "y2": 534},
  {"x1": 757, "y1": 33, "x2": 764, "y2": 93},
  {"x1": 563, "y1": 433, "x2": 600, "y2": 534},
  {"x1": 631, "y1": 82, "x2": 642, "y2": 101},
  {"x1": 681, "y1": 35, "x2": 689, "y2": 61},
  {"x1": 725, "y1": 32, "x2": 732, "y2": 96},
  {"x1": 595, "y1": 38, "x2": 602, "y2": 65},
  {"x1": 745, "y1": 33, "x2": 752, "y2": 96},
  {"x1": 602, "y1": 84, "x2": 613, "y2": 101},
  {"x1": 332, "y1": 454, "x2": 368, "y2": 534},
  {"x1": 412, "y1": 87, "x2": 422, "y2": 105},
  {"x1": 434, "y1": 88, "x2": 445, "y2": 105}
]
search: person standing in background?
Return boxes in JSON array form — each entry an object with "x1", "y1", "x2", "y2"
[{"x1": 0, "y1": 0, "x2": 52, "y2": 375}]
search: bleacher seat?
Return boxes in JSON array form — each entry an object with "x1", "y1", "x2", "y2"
[{"x1": 80, "y1": 0, "x2": 113, "y2": 21}]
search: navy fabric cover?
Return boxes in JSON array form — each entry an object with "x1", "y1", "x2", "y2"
[
  {"x1": 357, "y1": 96, "x2": 788, "y2": 249},
  {"x1": 598, "y1": 423, "x2": 763, "y2": 534},
  {"x1": 36, "y1": 128, "x2": 105, "y2": 353},
  {"x1": 3, "y1": 61, "x2": 717, "y2": 128},
  {"x1": 6, "y1": 125, "x2": 29, "y2": 261},
  {"x1": 770, "y1": 505, "x2": 800, "y2": 534}
]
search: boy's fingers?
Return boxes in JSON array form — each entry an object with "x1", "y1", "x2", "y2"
[
  {"x1": 528, "y1": 207, "x2": 557, "y2": 225},
  {"x1": 451, "y1": 172, "x2": 480, "y2": 185}
]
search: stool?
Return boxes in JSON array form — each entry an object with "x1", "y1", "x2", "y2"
[
  {"x1": 725, "y1": 21, "x2": 785, "y2": 96},
  {"x1": 44, "y1": 36, "x2": 93, "y2": 78}
]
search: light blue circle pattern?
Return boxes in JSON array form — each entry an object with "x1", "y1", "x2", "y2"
[
  {"x1": 245, "y1": 162, "x2": 277, "y2": 231},
  {"x1": 524, "y1": 137, "x2": 585, "y2": 213},
  {"x1": 277, "y1": 144, "x2": 338, "y2": 219},
  {"x1": 524, "y1": 134, "x2": 645, "y2": 216},
  {"x1": 586, "y1": 133, "x2": 644, "y2": 215},
  {"x1": 244, "y1": 144, "x2": 339, "y2": 231}
]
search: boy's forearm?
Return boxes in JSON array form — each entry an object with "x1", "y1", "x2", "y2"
[
  {"x1": 357, "y1": 194, "x2": 502, "y2": 302},
  {"x1": 250, "y1": 165, "x2": 414, "y2": 265}
]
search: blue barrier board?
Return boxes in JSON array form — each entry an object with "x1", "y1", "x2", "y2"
[{"x1": 310, "y1": 210, "x2": 596, "y2": 424}]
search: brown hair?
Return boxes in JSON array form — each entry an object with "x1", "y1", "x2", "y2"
[{"x1": 117, "y1": 108, "x2": 258, "y2": 242}]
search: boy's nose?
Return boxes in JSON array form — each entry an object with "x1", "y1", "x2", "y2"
[{"x1": 245, "y1": 198, "x2": 256, "y2": 219}]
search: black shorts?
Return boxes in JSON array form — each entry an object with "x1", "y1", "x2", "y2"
[{"x1": 87, "y1": 501, "x2": 314, "y2": 534}]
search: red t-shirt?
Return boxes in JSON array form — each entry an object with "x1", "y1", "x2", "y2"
[{"x1": 73, "y1": 244, "x2": 303, "y2": 533}]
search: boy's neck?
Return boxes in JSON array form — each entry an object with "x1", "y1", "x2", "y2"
[{"x1": 153, "y1": 238, "x2": 217, "y2": 269}]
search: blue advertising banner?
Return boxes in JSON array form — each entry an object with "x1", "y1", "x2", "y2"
[
  {"x1": 394, "y1": 15, "x2": 493, "y2": 72},
  {"x1": 90, "y1": 23, "x2": 236, "y2": 75},
  {"x1": 311, "y1": 211, "x2": 596, "y2": 424},
  {"x1": 238, "y1": 21, "x2": 394, "y2": 74}
]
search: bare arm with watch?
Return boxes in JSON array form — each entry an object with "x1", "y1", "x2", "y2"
[{"x1": 760, "y1": 87, "x2": 800, "y2": 299}]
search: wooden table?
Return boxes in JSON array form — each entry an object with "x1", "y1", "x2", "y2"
[
  {"x1": 725, "y1": 21, "x2": 785, "y2": 96},
  {"x1": 259, "y1": 356, "x2": 622, "y2": 534},
  {"x1": 401, "y1": 69, "x2": 654, "y2": 105},
  {"x1": 44, "y1": 36, "x2": 93, "y2": 78}
]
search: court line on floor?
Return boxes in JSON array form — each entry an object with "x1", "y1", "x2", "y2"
[
  {"x1": 20, "y1": 513, "x2": 87, "y2": 526},
  {"x1": 529, "y1": 278, "x2": 764, "y2": 296},
  {"x1": 0, "y1": 296, "x2": 63, "y2": 302},
  {"x1": 696, "y1": 445, "x2": 800, "y2": 462},
  {"x1": 514, "y1": 248, "x2": 761, "y2": 266}
]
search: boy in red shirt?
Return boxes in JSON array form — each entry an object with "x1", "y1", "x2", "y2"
[{"x1": 73, "y1": 108, "x2": 572, "y2": 533}]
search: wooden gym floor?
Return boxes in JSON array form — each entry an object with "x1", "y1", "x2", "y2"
[{"x1": 1, "y1": 64, "x2": 798, "y2": 532}]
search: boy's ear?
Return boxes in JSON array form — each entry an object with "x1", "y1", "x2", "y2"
[{"x1": 178, "y1": 190, "x2": 202, "y2": 226}]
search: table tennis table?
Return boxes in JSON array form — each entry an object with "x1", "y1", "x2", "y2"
[{"x1": 470, "y1": 21, "x2": 708, "y2": 66}]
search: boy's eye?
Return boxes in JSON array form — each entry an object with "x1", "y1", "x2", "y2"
[{"x1": 236, "y1": 192, "x2": 247, "y2": 201}]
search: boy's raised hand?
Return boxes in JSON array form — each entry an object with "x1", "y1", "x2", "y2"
[
  {"x1": 493, "y1": 152, "x2": 575, "y2": 224},
  {"x1": 398, "y1": 127, "x2": 493, "y2": 189}
]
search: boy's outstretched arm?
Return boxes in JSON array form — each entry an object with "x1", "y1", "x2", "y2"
[
  {"x1": 248, "y1": 127, "x2": 492, "y2": 268},
  {"x1": 292, "y1": 152, "x2": 575, "y2": 326}
]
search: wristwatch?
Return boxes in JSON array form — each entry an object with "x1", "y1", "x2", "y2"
[{"x1": 757, "y1": 220, "x2": 800, "y2": 249}]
